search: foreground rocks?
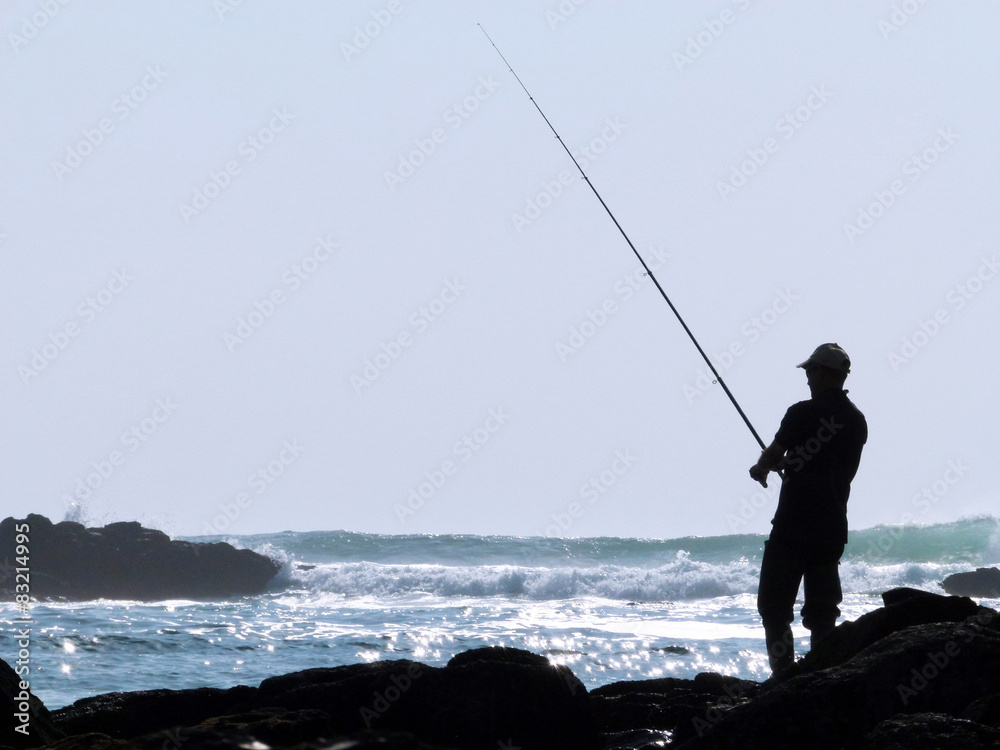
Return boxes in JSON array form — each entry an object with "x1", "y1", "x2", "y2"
[
  {"x1": 45, "y1": 647, "x2": 597, "y2": 750},
  {"x1": 1, "y1": 656, "x2": 63, "y2": 749},
  {"x1": 0, "y1": 514, "x2": 280, "y2": 600},
  {"x1": 674, "y1": 589, "x2": 1000, "y2": 749},
  {"x1": 2, "y1": 590, "x2": 999, "y2": 749}
]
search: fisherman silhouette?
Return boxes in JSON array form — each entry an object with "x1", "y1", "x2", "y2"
[{"x1": 748, "y1": 343, "x2": 867, "y2": 675}]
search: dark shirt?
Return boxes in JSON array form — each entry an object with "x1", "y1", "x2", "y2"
[{"x1": 770, "y1": 389, "x2": 867, "y2": 547}]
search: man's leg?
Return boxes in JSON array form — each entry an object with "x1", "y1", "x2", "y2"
[
  {"x1": 757, "y1": 539, "x2": 803, "y2": 674},
  {"x1": 801, "y1": 545, "x2": 844, "y2": 650}
]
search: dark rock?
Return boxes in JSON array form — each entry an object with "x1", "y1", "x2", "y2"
[
  {"x1": 432, "y1": 648, "x2": 595, "y2": 749},
  {"x1": 677, "y1": 611, "x2": 1000, "y2": 749},
  {"x1": 254, "y1": 659, "x2": 433, "y2": 726},
  {"x1": 770, "y1": 587, "x2": 982, "y2": 683},
  {"x1": 601, "y1": 728, "x2": 674, "y2": 750},
  {"x1": 259, "y1": 646, "x2": 597, "y2": 750},
  {"x1": 445, "y1": 644, "x2": 549, "y2": 669},
  {"x1": 861, "y1": 712, "x2": 1000, "y2": 750},
  {"x1": 50, "y1": 647, "x2": 598, "y2": 750},
  {"x1": 591, "y1": 674, "x2": 758, "y2": 737},
  {"x1": 175, "y1": 707, "x2": 333, "y2": 747},
  {"x1": 691, "y1": 672, "x2": 759, "y2": 699},
  {"x1": 0, "y1": 514, "x2": 279, "y2": 600},
  {"x1": 51, "y1": 685, "x2": 257, "y2": 739},
  {"x1": 881, "y1": 586, "x2": 943, "y2": 606},
  {"x1": 962, "y1": 693, "x2": 1000, "y2": 728},
  {"x1": 942, "y1": 567, "x2": 1000, "y2": 598},
  {"x1": 38, "y1": 732, "x2": 128, "y2": 749},
  {"x1": 1, "y1": 657, "x2": 64, "y2": 748},
  {"x1": 43, "y1": 726, "x2": 459, "y2": 750}
]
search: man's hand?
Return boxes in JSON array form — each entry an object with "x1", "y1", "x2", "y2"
[
  {"x1": 749, "y1": 463, "x2": 769, "y2": 488},
  {"x1": 750, "y1": 440, "x2": 786, "y2": 488}
]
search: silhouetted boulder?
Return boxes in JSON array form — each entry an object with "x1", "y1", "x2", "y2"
[
  {"x1": 50, "y1": 647, "x2": 598, "y2": 750},
  {"x1": 590, "y1": 673, "x2": 758, "y2": 738},
  {"x1": 679, "y1": 609, "x2": 1000, "y2": 749},
  {"x1": 0, "y1": 514, "x2": 279, "y2": 600},
  {"x1": 42, "y1": 724, "x2": 458, "y2": 750},
  {"x1": 770, "y1": 587, "x2": 983, "y2": 682},
  {"x1": 861, "y1": 712, "x2": 1000, "y2": 749},
  {"x1": 942, "y1": 566, "x2": 1000, "y2": 597},
  {"x1": 256, "y1": 646, "x2": 598, "y2": 750},
  {"x1": 51, "y1": 685, "x2": 257, "y2": 740},
  {"x1": 961, "y1": 692, "x2": 1000, "y2": 728},
  {"x1": 1, "y1": 657, "x2": 64, "y2": 748}
]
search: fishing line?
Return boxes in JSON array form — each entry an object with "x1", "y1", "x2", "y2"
[{"x1": 479, "y1": 25, "x2": 769, "y2": 452}]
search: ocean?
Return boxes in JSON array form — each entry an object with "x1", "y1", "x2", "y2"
[{"x1": 9, "y1": 516, "x2": 1000, "y2": 711}]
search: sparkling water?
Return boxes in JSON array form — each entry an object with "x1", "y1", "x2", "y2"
[{"x1": 8, "y1": 516, "x2": 999, "y2": 710}]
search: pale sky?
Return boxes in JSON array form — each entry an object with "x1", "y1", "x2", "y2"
[{"x1": 3, "y1": 1, "x2": 998, "y2": 540}]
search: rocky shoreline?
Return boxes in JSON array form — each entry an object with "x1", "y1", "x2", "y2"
[
  {"x1": 3, "y1": 587, "x2": 999, "y2": 749},
  {"x1": 3, "y1": 516, "x2": 999, "y2": 748}
]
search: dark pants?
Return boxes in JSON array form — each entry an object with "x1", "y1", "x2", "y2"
[{"x1": 757, "y1": 537, "x2": 844, "y2": 673}]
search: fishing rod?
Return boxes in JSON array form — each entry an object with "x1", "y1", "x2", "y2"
[{"x1": 479, "y1": 25, "x2": 770, "y2": 453}]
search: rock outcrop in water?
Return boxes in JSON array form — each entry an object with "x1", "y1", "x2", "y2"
[
  {"x1": 3, "y1": 589, "x2": 999, "y2": 749},
  {"x1": 942, "y1": 566, "x2": 1000, "y2": 598},
  {"x1": 0, "y1": 514, "x2": 280, "y2": 601}
]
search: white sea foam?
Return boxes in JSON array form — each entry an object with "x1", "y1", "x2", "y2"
[{"x1": 22, "y1": 516, "x2": 1000, "y2": 712}]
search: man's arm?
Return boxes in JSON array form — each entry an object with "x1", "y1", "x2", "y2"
[{"x1": 749, "y1": 441, "x2": 785, "y2": 488}]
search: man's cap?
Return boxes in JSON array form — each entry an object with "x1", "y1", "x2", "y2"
[{"x1": 797, "y1": 343, "x2": 851, "y2": 373}]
